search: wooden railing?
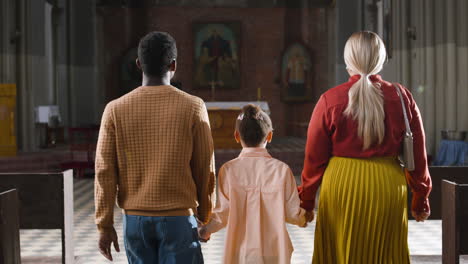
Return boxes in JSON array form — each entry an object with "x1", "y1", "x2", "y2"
[
  {"x1": 407, "y1": 166, "x2": 468, "y2": 219},
  {"x1": 0, "y1": 189, "x2": 21, "y2": 264},
  {"x1": 442, "y1": 178, "x2": 468, "y2": 264},
  {"x1": 0, "y1": 170, "x2": 74, "y2": 264}
]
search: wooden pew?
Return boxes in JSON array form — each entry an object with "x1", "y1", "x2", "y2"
[
  {"x1": 442, "y1": 178, "x2": 468, "y2": 264},
  {"x1": 407, "y1": 166, "x2": 468, "y2": 219},
  {"x1": 0, "y1": 189, "x2": 21, "y2": 264},
  {"x1": 0, "y1": 170, "x2": 74, "y2": 264},
  {"x1": 61, "y1": 127, "x2": 99, "y2": 178}
]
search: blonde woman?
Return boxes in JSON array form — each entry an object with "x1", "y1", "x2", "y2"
[{"x1": 299, "y1": 31, "x2": 432, "y2": 263}]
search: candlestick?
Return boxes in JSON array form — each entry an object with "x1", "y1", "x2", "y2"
[
  {"x1": 211, "y1": 81, "x2": 215, "y2": 102},
  {"x1": 257, "y1": 86, "x2": 261, "y2": 101}
]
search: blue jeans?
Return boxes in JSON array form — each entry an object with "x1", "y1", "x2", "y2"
[{"x1": 123, "y1": 215, "x2": 204, "y2": 264}]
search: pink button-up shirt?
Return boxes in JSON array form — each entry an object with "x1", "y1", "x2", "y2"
[{"x1": 205, "y1": 147, "x2": 306, "y2": 264}]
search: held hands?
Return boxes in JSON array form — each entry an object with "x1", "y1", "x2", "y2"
[
  {"x1": 98, "y1": 227, "x2": 120, "y2": 261},
  {"x1": 305, "y1": 210, "x2": 315, "y2": 223},
  {"x1": 196, "y1": 218, "x2": 211, "y2": 242},
  {"x1": 198, "y1": 225, "x2": 211, "y2": 242},
  {"x1": 298, "y1": 210, "x2": 314, "y2": 228},
  {"x1": 298, "y1": 199, "x2": 315, "y2": 223}
]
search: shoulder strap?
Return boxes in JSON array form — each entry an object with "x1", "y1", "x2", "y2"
[{"x1": 393, "y1": 83, "x2": 412, "y2": 135}]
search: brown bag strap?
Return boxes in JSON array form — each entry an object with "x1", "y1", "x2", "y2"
[{"x1": 393, "y1": 83, "x2": 412, "y2": 136}]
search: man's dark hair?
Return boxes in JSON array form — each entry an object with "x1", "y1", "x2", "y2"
[
  {"x1": 235, "y1": 104, "x2": 273, "y2": 147},
  {"x1": 138, "y1": 31, "x2": 177, "y2": 77}
]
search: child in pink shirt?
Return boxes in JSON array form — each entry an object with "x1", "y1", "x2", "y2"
[{"x1": 199, "y1": 104, "x2": 307, "y2": 264}]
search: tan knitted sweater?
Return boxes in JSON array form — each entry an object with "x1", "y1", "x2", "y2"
[{"x1": 95, "y1": 85, "x2": 216, "y2": 232}]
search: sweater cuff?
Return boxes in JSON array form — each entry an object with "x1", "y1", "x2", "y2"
[
  {"x1": 300, "y1": 199, "x2": 315, "y2": 211},
  {"x1": 97, "y1": 224, "x2": 114, "y2": 234},
  {"x1": 411, "y1": 193, "x2": 430, "y2": 214},
  {"x1": 196, "y1": 211, "x2": 211, "y2": 225},
  {"x1": 298, "y1": 186, "x2": 316, "y2": 211}
]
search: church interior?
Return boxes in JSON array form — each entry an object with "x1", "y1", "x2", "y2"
[{"x1": 1, "y1": 0, "x2": 468, "y2": 263}]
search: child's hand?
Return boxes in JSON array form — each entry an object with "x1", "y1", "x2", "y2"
[
  {"x1": 299, "y1": 220, "x2": 308, "y2": 228},
  {"x1": 198, "y1": 225, "x2": 211, "y2": 242},
  {"x1": 298, "y1": 212, "x2": 309, "y2": 228}
]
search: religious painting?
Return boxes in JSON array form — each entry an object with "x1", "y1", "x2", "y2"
[
  {"x1": 280, "y1": 42, "x2": 313, "y2": 102},
  {"x1": 193, "y1": 22, "x2": 241, "y2": 90}
]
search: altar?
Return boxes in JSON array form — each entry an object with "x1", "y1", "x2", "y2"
[{"x1": 206, "y1": 101, "x2": 270, "y2": 149}]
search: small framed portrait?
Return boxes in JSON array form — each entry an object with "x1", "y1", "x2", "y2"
[
  {"x1": 120, "y1": 47, "x2": 141, "y2": 96},
  {"x1": 280, "y1": 42, "x2": 313, "y2": 102},
  {"x1": 193, "y1": 22, "x2": 241, "y2": 90}
]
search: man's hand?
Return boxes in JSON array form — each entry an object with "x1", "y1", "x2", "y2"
[
  {"x1": 98, "y1": 227, "x2": 120, "y2": 261},
  {"x1": 198, "y1": 225, "x2": 211, "y2": 242},
  {"x1": 305, "y1": 210, "x2": 315, "y2": 223}
]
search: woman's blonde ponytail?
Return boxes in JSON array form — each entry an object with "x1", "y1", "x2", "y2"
[{"x1": 343, "y1": 31, "x2": 387, "y2": 150}]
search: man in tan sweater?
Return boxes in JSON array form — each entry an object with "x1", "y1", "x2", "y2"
[{"x1": 95, "y1": 31, "x2": 215, "y2": 263}]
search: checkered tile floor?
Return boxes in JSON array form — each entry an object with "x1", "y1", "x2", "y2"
[{"x1": 19, "y1": 179, "x2": 467, "y2": 263}]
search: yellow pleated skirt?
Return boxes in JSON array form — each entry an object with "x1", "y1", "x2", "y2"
[{"x1": 312, "y1": 156, "x2": 410, "y2": 264}]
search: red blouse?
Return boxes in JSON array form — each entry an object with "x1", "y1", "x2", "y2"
[{"x1": 299, "y1": 75, "x2": 432, "y2": 214}]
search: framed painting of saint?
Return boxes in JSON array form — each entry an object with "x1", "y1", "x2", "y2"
[
  {"x1": 280, "y1": 42, "x2": 313, "y2": 102},
  {"x1": 193, "y1": 22, "x2": 241, "y2": 90}
]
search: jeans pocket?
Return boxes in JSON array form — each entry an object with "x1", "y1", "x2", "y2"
[
  {"x1": 163, "y1": 216, "x2": 199, "y2": 249},
  {"x1": 188, "y1": 216, "x2": 200, "y2": 242},
  {"x1": 158, "y1": 216, "x2": 204, "y2": 264},
  {"x1": 124, "y1": 215, "x2": 141, "y2": 245}
]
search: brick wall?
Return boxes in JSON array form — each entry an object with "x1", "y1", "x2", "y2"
[{"x1": 99, "y1": 7, "x2": 332, "y2": 137}]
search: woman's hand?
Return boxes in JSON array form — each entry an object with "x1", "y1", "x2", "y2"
[
  {"x1": 411, "y1": 196, "x2": 430, "y2": 222},
  {"x1": 305, "y1": 210, "x2": 315, "y2": 222},
  {"x1": 412, "y1": 210, "x2": 430, "y2": 222},
  {"x1": 299, "y1": 211, "x2": 314, "y2": 228}
]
